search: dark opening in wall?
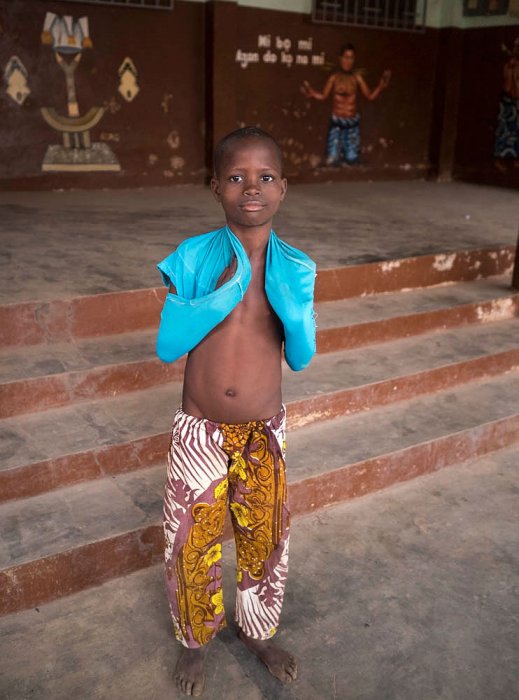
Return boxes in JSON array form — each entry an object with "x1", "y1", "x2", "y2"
[
  {"x1": 312, "y1": 0, "x2": 427, "y2": 32},
  {"x1": 463, "y1": 0, "x2": 510, "y2": 15},
  {"x1": 59, "y1": 0, "x2": 174, "y2": 10}
]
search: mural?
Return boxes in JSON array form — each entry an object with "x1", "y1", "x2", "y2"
[
  {"x1": 301, "y1": 43, "x2": 391, "y2": 166},
  {"x1": 2, "y1": 0, "x2": 514, "y2": 190},
  {"x1": 4, "y1": 56, "x2": 31, "y2": 106},
  {"x1": 0, "y1": 0, "x2": 205, "y2": 188},
  {"x1": 40, "y1": 12, "x2": 121, "y2": 172},
  {"x1": 235, "y1": 34, "x2": 325, "y2": 69},
  {"x1": 118, "y1": 57, "x2": 140, "y2": 102},
  {"x1": 494, "y1": 35, "x2": 519, "y2": 171}
]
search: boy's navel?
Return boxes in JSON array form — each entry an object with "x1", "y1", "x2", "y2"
[{"x1": 225, "y1": 388, "x2": 237, "y2": 397}]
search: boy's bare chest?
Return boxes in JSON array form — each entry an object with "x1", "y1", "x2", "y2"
[
  {"x1": 227, "y1": 277, "x2": 278, "y2": 326},
  {"x1": 215, "y1": 261, "x2": 280, "y2": 335},
  {"x1": 335, "y1": 72, "x2": 357, "y2": 94}
]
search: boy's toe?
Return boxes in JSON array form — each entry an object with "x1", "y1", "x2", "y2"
[{"x1": 192, "y1": 679, "x2": 205, "y2": 697}]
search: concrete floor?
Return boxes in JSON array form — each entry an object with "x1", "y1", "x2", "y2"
[
  {"x1": 1, "y1": 179, "x2": 518, "y2": 699},
  {"x1": 1, "y1": 180, "x2": 517, "y2": 303},
  {"x1": 0, "y1": 446, "x2": 517, "y2": 700}
]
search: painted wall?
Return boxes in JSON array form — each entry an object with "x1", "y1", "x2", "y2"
[
  {"x1": 0, "y1": 0, "x2": 517, "y2": 189},
  {"x1": 0, "y1": 0, "x2": 206, "y2": 188},
  {"x1": 191, "y1": 0, "x2": 519, "y2": 29},
  {"x1": 425, "y1": 0, "x2": 519, "y2": 29},
  {"x1": 453, "y1": 24, "x2": 519, "y2": 188},
  {"x1": 223, "y1": 3, "x2": 438, "y2": 180}
]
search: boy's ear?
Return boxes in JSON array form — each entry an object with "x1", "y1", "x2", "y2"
[
  {"x1": 280, "y1": 177, "x2": 288, "y2": 200},
  {"x1": 210, "y1": 176, "x2": 221, "y2": 201}
]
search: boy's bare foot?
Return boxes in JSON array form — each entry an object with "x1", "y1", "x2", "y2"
[
  {"x1": 174, "y1": 646, "x2": 207, "y2": 697},
  {"x1": 237, "y1": 628, "x2": 298, "y2": 683}
]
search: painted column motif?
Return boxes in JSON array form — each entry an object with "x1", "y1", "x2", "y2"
[{"x1": 40, "y1": 12, "x2": 121, "y2": 172}]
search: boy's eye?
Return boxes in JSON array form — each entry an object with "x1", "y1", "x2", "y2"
[
  {"x1": 229, "y1": 175, "x2": 243, "y2": 182},
  {"x1": 261, "y1": 174, "x2": 274, "y2": 182}
]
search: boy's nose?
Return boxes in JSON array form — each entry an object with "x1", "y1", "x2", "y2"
[{"x1": 243, "y1": 179, "x2": 261, "y2": 195}]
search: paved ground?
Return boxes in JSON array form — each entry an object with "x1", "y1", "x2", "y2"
[
  {"x1": 0, "y1": 446, "x2": 517, "y2": 700},
  {"x1": 1, "y1": 179, "x2": 517, "y2": 700},
  {"x1": 1, "y1": 180, "x2": 517, "y2": 303}
]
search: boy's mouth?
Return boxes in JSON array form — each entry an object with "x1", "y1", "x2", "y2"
[{"x1": 240, "y1": 201, "x2": 265, "y2": 211}]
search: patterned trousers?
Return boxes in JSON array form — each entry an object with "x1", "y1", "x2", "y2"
[
  {"x1": 162, "y1": 406, "x2": 290, "y2": 648},
  {"x1": 326, "y1": 113, "x2": 361, "y2": 165},
  {"x1": 494, "y1": 93, "x2": 519, "y2": 159}
]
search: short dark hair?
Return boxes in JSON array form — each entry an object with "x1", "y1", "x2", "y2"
[
  {"x1": 213, "y1": 127, "x2": 283, "y2": 176},
  {"x1": 340, "y1": 42, "x2": 356, "y2": 56}
]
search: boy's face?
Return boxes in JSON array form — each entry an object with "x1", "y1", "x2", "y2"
[
  {"x1": 211, "y1": 138, "x2": 287, "y2": 234},
  {"x1": 340, "y1": 50, "x2": 355, "y2": 71}
]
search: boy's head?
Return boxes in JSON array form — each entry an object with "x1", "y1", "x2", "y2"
[
  {"x1": 339, "y1": 42, "x2": 355, "y2": 72},
  {"x1": 211, "y1": 127, "x2": 287, "y2": 233},
  {"x1": 213, "y1": 127, "x2": 283, "y2": 178}
]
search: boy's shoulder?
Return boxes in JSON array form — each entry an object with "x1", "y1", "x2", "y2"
[
  {"x1": 160, "y1": 227, "x2": 228, "y2": 267},
  {"x1": 161, "y1": 227, "x2": 315, "y2": 272},
  {"x1": 157, "y1": 227, "x2": 228, "y2": 289},
  {"x1": 174, "y1": 227, "x2": 226, "y2": 255},
  {"x1": 270, "y1": 231, "x2": 316, "y2": 271}
]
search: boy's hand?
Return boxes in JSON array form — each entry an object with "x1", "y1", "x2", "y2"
[
  {"x1": 300, "y1": 80, "x2": 314, "y2": 98},
  {"x1": 215, "y1": 256, "x2": 237, "y2": 289},
  {"x1": 380, "y1": 70, "x2": 391, "y2": 88}
]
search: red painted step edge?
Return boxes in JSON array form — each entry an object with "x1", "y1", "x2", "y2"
[
  {"x1": 2, "y1": 294, "x2": 518, "y2": 419},
  {"x1": 0, "y1": 525, "x2": 163, "y2": 617},
  {"x1": 1, "y1": 415, "x2": 516, "y2": 616},
  {"x1": 316, "y1": 295, "x2": 519, "y2": 353},
  {"x1": 0, "y1": 350, "x2": 517, "y2": 505},
  {"x1": 289, "y1": 416, "x2": 519, "y2": 515},
  {"x1": 0, "y1": 357, "x2": 186, "y2": 419},
  {"x1": 1, "y1": 246, "x2": 514, "y2": 348}
]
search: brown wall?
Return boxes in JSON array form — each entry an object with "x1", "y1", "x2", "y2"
[
  {"x1": 0, "y1": 0, "x2": 206, "y2": 189},
  {"x1": 0, "y1": 1, "x2": 516, "y2": 190},
  {"x1": 453, "y1": 25, "x2": 519, "y2": 189},
  {"x1": 233, "y1": 5, "x2": 440, "y2": 181}
]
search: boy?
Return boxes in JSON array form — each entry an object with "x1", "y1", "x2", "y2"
[
  {"x1": 301, "y1": 43, "x2": 391, "y2": 166},
  {"x1": 156, "y1": 127, "x2": 316, "y2": 697}
]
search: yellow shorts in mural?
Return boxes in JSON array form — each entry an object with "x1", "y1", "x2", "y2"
[{"x1": 162, "y1": 406, "x2": 290, "y2": 648}]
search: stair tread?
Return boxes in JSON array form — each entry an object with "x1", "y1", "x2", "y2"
[
  {"x1": 0, "y1": 331, "x2": 157, "y2": 383},
  {"x1": 1, "y1": 319, "x2": 517, "y2": 471},
  {"x1": 1, "y1": 444, "x2": 516, "y2": 700},
  {"x1": 287, "y1": 372, "x2": 519, "y2": 482},
  {"x1": 0, "y1": 383, "x2": 183, "y2": 472},
  {"x1": 0, "y1": 465, "x2": 165, "y2": 570},
  {"x1": 292, "y1": 318, "x2": 518, "y2": 400},
  {"x1": 0, "y1": 275, "x2": 515, "y2": 384},
  {"x1": 316, "y1": 274, "x2": 515, "y2": 329},
  {"x1": 1, "y1": 372, "x2": 517, "y2": 571}
]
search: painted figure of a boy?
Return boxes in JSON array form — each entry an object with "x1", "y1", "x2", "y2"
[{"x1": 302, "y1": 43, "x2": 391, "y2": 166}]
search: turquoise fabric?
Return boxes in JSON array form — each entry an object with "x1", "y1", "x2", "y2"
[{"x1": 156, "y1": 226, "x2": 316, "y2": 371}]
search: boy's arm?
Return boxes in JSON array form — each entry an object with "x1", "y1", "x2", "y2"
[
  {"x1": 214, "y1": 256, "x2": 237, "y2": 290},
  {"x1": 158, "y1": 259, "x2": 237, "y2": 363},
  {"x1": 356, "y1": 70, "x2": 391, "y2": 101},
  {"x1": 166, "y1": 256, "x2": 236, "y2": 295},
  {"x1": 301, "y1": 73, "x2": 335, "y2": 100}
]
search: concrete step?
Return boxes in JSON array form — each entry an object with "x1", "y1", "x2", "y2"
[
  {"x1": 317, "y1": 274, "x2": 518, "y2": 352},
  {"x1": 2, "y1": 245, "x2": 514, "y2": 348},
  {"x1": 313, "y1": 245, "x2": 515, "y2": 302},
  {"x1": 1, "y1": 445, "x2": 516, "y2": 699},
  {"x1": 289, "y1": 318, "x2": 519, "y2": 429},
  {"x1": 0, "y1": 330, "x2": 185, "y2": 419},
  {"x1": 2, "y1": 275, "x2": 517, "y2": 419},
  {"x1": 1, "y1": 372, "x2": 517, "y2": 615},
  {"x1": 1, "y1": 319, "x2": 517, "y2": 503}
]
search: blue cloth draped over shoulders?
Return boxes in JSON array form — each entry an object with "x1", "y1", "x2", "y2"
[{"x1": 156, "y1": 226, "x2": 316, "y2": 371}]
